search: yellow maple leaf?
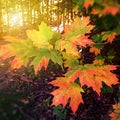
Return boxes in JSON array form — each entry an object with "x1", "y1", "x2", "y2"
[{"x1": 93, "y1": 59, "x2": 105, "y2": 65}]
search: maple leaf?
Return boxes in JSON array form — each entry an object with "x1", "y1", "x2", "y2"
[
  {"x1": 62, "y1": 52, "x2": 79, "y2": 68},
  {"x1": 26, "y1": 22, "x2": 54, "y2": 49},
  {"x1": 10, "y1": 58, "x2": 23, "y2": 70},
  {"x1": 30, "y1": 49, "x2": 63, "y2": 74},
  {"x1": 0, "y1": 45, "x2": 15, "y2": 60},
  {"x1": 34, "y1": 57, "x2": 49, "y2": 74},
  {"x1": 3, "y1": 36, "x2": 34, "y2": 59},
  {"x1": 71, "y1": 35, "x2": 94, "y2": 48},
  {"x1": 91, "y1": 0, "x2": 120, "y2": 16},
  {"x1": 55, "y1": 17, "x2": 94, "y2": 62},
  {"x1": 55, "y1": 40, "x2": 79, "y2": 57},
  {"x1": 66, "y1": 64, "x2": 119, "y2": 95},
  {"x1": 49, "y1": 77, "x2": 84, "y2": 114},
  {"x1": 84, "y1": 0, "x2": 94, "y2": 9},
  {"x1": 64, "y1": 16, "x2": 94, "y2": 40},
  {"x1": 109, "y1": 103, "x2": 120, "y2": 120},
  {"x1": 102, "y1": 31, "x2": 117, "y2": 43},
  {"x1": 107, "y1": 32, "x2": 117, "y2": 43},
  {"x1": 93, "y1": 59, "x2": 105, "y2": 65},
  {"x1": 0, "y1": 36, "x2": 36, "y2": 70},
  {"x1": 102, "y1": 5, "x2": 120, "y2": 16},
  {"x1": 89, "y1": 46, "x2": 101, "y2": 55},
  {"x1": 49, "y1": 49, "x2": 63, "y2": 66}
]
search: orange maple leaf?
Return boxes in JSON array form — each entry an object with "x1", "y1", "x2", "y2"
[
  {"x1": 34, "y1": 57, "x2": 49, "y2": 74},
  {"x1": 89, "y1": 47, "x2": 101, "y2": 55},
  {"x1": 10, "y1": 58, "x2": 23, "y2": 70},
  {"x1": 102, "y1": 32, "x2": 117, "y2": 43},
  {"x1": 84, "y1": 0, "x2": 94, "y2": 9},
  {"x1": 49, "y1": 77, "x2": 84, "y2": 114},
  {"x1": 102, "y1": 6, "x2": 120, "y2": 16},
  {"x1": 107, "y1": 32, "x2": 116, "y2": 43},
  {"x1": 67, "y1": 64, "x2": 118, "y2": 95},
  {"x1": 0, "y1": 45, "x2": 15, "y2": 60},
  {"x1": 71, "y1": 35, "x2": 94, "y2": 48}
]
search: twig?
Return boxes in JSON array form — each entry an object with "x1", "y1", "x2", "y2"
[{"x1": 88, "y1": 35, "x2": 120, "y2": 47}]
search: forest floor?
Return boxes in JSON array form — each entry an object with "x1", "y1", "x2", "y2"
[{"x1": 0, "y1": 37, "x2": 120, "y2": 120}]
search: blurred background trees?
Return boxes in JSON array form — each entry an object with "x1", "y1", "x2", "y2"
[{"x1": 0, "y1": 0, "x2": 75, "y2": 37}]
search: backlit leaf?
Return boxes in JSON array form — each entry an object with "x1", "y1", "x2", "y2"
[
  {"x1": 10, "y1": 58, "x2": 23, "y2": 70},
  {"x1": 0, "y1": 45, "x2": 15, "y2": 60},
  {"x1": 49, "y1": 77, "x2": 84, "y2": 114},
  {"x1": 34, "y1": 57, "x2": 49, "y2": 74},
  {"x1": 62, "y1": 52, "x2": 79, "y2": 68},
  {"x1": 49, "y1": 50, "x2": 63, "y2": 66},
  {"x1": 64, "y1": 16, "x2": 94, "y2": 40},
  {"x1": 30, "y1": 49, "x2": 63, "y2": 74},
  {"x1": 70, "y1": 35, "x2": 94, "y2": 47},
  {"x1": 57, "y1": 16, "x2": 94, "y2": 58},
  {"x1": 66, "y1": 64, "x2": 119, "y2": 95},
  {"x1": 26, "y1": 22, "x2": 54, "y2": 49}
]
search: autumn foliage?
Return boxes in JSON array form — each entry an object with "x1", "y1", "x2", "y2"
[{"x1": 0, "y1": 0, "x2": 120, "y2": 114}]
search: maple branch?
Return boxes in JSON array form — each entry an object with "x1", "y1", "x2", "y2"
[{"x1": 88, "y1": 35, "x2": 120, "y2": 47}]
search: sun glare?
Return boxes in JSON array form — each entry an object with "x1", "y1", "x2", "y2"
[
  {"x1": 3, "y1": 12, "x2": 23, "y2": 27},
  {"x1": 10, "y1": 13, "x2": 23, "y2": 27}
]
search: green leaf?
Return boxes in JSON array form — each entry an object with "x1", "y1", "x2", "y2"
[
  {"x1": 62, "y1": 52, "x2": 79, "y2": 67},
  {"x1": 30, "y1": 56, "x2": 43, "y2": 66},
  {"x1": 49, "y1": 31, "x2": 61, "y2": 46},
  {"x1": 50, "y1": 50, "x2": 63, "y2": 66},
  {"x1": 92, "y1": 34, "x2": 103, "y2": 43},
  {"x1": 94, "y1": 0, "x2": 102, "y2": 4},
  {"x1": 26, "y1": 22, "x2": 54, "y2": 49},
  {"x1": 29, "y1": 49, "x2": 63, "y2": 70},
  {"x1": 38, "y1": 22, "x2": 54, "y2": 41}
]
